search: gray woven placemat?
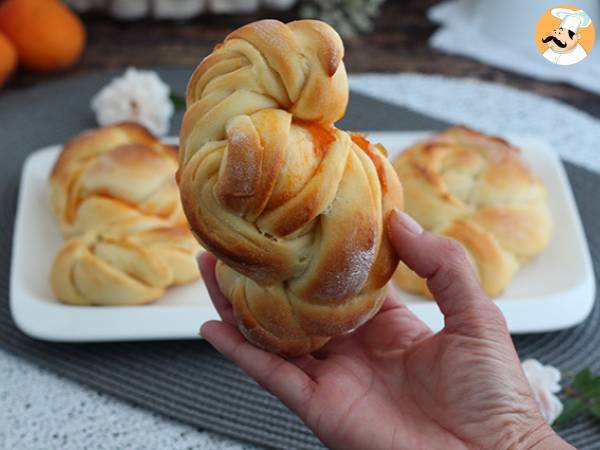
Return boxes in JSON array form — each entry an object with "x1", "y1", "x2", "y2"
[{"x1": 0, "y1": 68, "x2": 598, "y2": 449}]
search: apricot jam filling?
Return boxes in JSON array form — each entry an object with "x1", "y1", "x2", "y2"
[
  {"x1": 351, "y1": 133, "x2": 387, "y2": 190},
  {"x1": 293, "y1": 118, "x2": 336, "y2": 157}
]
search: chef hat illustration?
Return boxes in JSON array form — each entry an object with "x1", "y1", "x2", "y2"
[{"x1": 551, "y1": 8, "x2": 592, "y2": 33}]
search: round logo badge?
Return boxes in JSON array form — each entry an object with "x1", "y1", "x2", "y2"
[{"x1": 535, "y1": 5, "x2": 595, "y2": 65}]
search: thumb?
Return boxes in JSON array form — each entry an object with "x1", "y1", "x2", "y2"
[{"x1": 387, "y1": 209, "x2": 503, "y2": 331}]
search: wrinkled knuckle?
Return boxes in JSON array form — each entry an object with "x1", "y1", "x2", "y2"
[
  {"x1": 438, "y1": 237, "x2": 467, "y2": 263},
  {"x1": 486, "y1": 306, "x2": 509, "y2": 333},
  {"x1": 428, "y1": 263, "x2": 457, "y2": 297},
  {"x1": 461, "y1": 302, "x2": 509, "y2": 337},
  {"x1": 478, "y1": 303, "x2": 504, "y2": 325},
  {"x1": 455, "y1": 307, "x2": 490, "y2": 334}
]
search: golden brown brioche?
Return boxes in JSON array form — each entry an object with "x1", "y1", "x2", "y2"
[
  {"x1": 50, "y1": 216, "x2": 201, "y2": 305},
  {"x1": 178, "y1": 19, "x2": 403, "y2": 356},
  {"x1": 393, "y1": 126, "x2": 552, "y2": 297},
  {"x1": 50, "y1": 122, "x2": 185, "y2": 237},
  {"x1": 49, "y1": 122, "x2": 202, "y2": 305}
]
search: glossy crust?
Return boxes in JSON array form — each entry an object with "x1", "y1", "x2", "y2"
[
  {"x1": 50, "y1": 122, "x2": 186, "y2": 237},
  {"x1": 392, "y1": 126, "x2": 552, "y2": 297},
  {"x1": 50, "y1": 217, "x2": 201, "y2": 305},
  {"x1": 178, "y1": 20, "x2": 403, "y2": 356},
  {"x1": 49, "y1": 123, "x2": 201, "y2": 305}
]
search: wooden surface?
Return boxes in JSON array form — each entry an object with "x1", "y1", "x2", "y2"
[{"x1": 3, "y1": 0, "x2": 600, "y2": 118}]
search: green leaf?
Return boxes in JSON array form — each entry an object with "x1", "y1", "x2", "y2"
[
  {"x1": 574, "y1": 368, "x2": 592, "y2": 390},
  {"x1": 170, "y1": 93, "x2": 186, "y2": 111},
  {"x1": 583, "y1": 377, "x2": 600, "y2": 399},
  {"x1": 298, "y1": 0, "x2": 384, "y2": 36},
  {"x1": 591, "y1": 402, "x2": 600, "y2": 418},
  {"x1": 554, "y1": 398, "x2": 585, "y2": 427}
]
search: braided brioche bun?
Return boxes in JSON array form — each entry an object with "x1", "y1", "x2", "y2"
[
  {"x1": 178, "y1": 20, "x2": 403, "y2": 356},
  {"x1": 49, "y1": 123, "x2": 201, "y2": 305},
  {"x1": 51, "y1": 217, "x2": 200, "y2": 305},
  {"x1": 393, "y1": 126, "x2": 552, "y2": 298},
  {"x1": 50, "y1": 122, "x2": 186, "y2": 237}
]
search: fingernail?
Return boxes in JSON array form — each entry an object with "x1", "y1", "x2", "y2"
[
  {"x1": 392, "y1": 209, "x2": 423, "y2": 235},
  {"x1": 199, "y1": 323, "x2": 210, "y2": 338}
]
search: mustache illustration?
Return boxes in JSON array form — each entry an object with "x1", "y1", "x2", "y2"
[{"x1": 542, "y1": 35, "x2": 567, "y2": 48}]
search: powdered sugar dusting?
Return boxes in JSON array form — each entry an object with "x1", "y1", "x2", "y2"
[
  {"x1": 313, "y1": 236, "x2": 376, "y2": 301},
  {"x1": 229, "y1": 130, "x2": 247, "y2": 145},
  {"x1": 256, "y1": 24, "x2": 289, "y2": 55},
  {"x1": 224, "y1": 127, "x2": 261, "y2": 196}
]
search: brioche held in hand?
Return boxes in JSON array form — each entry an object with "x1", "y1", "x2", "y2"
[
  {"x1": 178, "y1": 20, "x2": 403, "y2": 356},
  {"x1": 393, "y1": 127, "x2": 552, "y2": 297}
]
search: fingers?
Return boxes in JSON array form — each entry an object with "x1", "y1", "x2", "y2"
[
  {"x1": 384, "y1": 286, "x2": 432, "y2": 332},
  {"x1": 380, "y1": 287, "x2": 432, "y2": 334},
  {"x1": 200, "y1": 320, "x2": 315, "y2": 417},
  {"x1": 289, "y1": 354, "x2": 322, "y2": 375},
  {"x1": 198, "y1": 252, "x2": 235, "y2": 325},
  {"x1": 387, "y1": 209, "x2": 496, "y2": 322},
  {"x1": 379, "y1": 286, "x2": 404, "y2": 312},
  {"x1": 199, "y1": 253, "x2": 321, "y2": 414}
]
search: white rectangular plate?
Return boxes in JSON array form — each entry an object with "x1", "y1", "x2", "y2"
[{"x1": 10, "y1": 132, "x2": 595, "y2": 341}]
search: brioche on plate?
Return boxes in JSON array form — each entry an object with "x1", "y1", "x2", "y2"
[
  {"x1": 178, "y1": 19, "x2": 404, "y2": 356},
  {"x1": 49, "y1": 122, "x2": 186, "y2": 237},
  {"x1": 49, "y1": 123, "x2": 201, "y2": 305},
  {"x1": 393, "y1": 126, "x2": 552, "y2": 297},
  {"x1": 50, "y1": 216, "x2": 200, "y2": 306}
]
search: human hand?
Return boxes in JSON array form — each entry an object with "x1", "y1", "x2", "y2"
[{"x1": 199, "y1": 209, "x2": 573, "y2": 450}]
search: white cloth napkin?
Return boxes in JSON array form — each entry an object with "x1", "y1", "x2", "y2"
[
  {"x1": 350, "y1": 73, "x2": 600, "y2": 173},
  {"x1": 428, "y1": 0, "x2": 600, "y2": 95}
]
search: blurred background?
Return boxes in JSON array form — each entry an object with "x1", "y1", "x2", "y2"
[
  {"x1": 1, "y1": 0, "x2": 599, "y2": 118},
  {"x1": 2, "y1": 2, "x2": 600, "y2": 449}
]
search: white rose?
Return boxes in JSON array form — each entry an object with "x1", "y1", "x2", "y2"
[
  {"x1": 521, "y1": 359, "x2": 563, "y2": 424},
  {"x1": 91, "y1": 67, "x2": 174, "y2": 136}
]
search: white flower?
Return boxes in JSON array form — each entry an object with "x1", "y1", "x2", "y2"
[
  {"x1": 522, "y1": 359, "x2": 563, "y2": 424},
  {"x1": 91, "y1": 67, "x2": 174, "y2": 136}
]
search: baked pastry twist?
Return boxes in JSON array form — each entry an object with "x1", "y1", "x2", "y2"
[
  {"x1": 49, "y1": 123, "x2": 201, "y2": 305},
  {"x1": 178, "y1": 19, "x2": 403, "y2": 356},
  {"x1": 50, "y1": 122, "x2": 185, "y2": 237},
  {"x1": 393, "y1": 126, "x2": 552, "y2": 297},
  {"x1": 51, "y1": 216, "x2": 201, "y2": 305}
]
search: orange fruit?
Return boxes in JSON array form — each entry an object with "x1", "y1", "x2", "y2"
[
  {"x1": 0, "y1": 0, "x2": 86, "y2": 73},
  {"x1": 0, "y1": 31, "x2": 17, "y2": 86}
]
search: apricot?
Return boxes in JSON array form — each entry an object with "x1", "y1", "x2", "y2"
[
  {"x1": 0, "y1": 31, "x2": 17, "y2": 86},
  {"x1": 0, "y1": 0, "x2": 86, "y2": 73}
]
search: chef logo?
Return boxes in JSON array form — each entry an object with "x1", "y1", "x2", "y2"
[{"x1": 535, "y1": 5, "x2": 595, "y2": 65}]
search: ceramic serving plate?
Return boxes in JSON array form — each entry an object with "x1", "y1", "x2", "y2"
[{"x1": 10, "y1": 132, "x2": 595, "y2": 341}]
